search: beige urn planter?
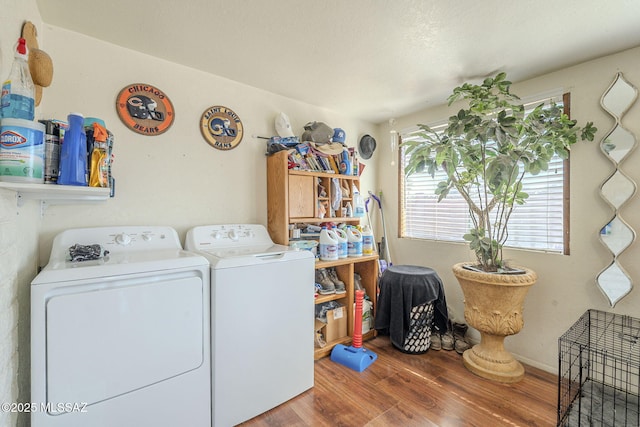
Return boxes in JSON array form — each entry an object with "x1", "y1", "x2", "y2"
[{"x1": 452, "y1": 262, "x2": 537, "y2": 383}]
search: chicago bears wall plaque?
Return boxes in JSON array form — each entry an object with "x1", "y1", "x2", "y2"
[{"x1": 116, "y1": 83, "x2": 175, "y2": 135}]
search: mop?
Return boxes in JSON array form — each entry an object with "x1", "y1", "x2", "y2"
[
  {"x1": 369, "y1": 191, "x2": 392, "y2": 271},
  {"x1": 364, "y1": 196, "x2": 383, "y2": 276},
  {"x1": 330, "y1": 290, "x2": 377, "y2": 372}
]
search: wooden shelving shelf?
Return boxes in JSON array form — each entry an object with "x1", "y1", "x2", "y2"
[{"x1": 267, "y1": 150, "x2": 379, "y2": 360}]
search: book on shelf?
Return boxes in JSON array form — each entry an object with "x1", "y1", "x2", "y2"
[
  {"x1": 305, "y1": 154, "x2": 321, "y2": 171},
  {"x1": 318, "y1": 156, "x2": 333, "y2": 172},
  {"x1": 289, "y1": 151, "x2": 308, "y2": 170},
  {"x1": 283, "y1": 143, "x2": 359, "y2": 176},
  {"x1": 327, "y1": 156, "x2": 341, "y2": 174}
]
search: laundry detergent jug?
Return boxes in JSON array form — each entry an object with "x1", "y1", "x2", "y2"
[
  {"x1": 346, "y1": 226, "x2": 363, "y2": 257},
  {"x1": 362, "y1": 225, "x2": 374, "y2": 255},
  {"x1": 353, "y1": 187, "x2": 365, "y2": 217},
  {"x1": 319, "y1": 227, "x2": 339, "y2": 261},
  {"x1": 334, "y1": 228, "x2": 348, "y2": 259}
]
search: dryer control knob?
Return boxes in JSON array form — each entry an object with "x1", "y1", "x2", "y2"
[
  {"x1": 213, "y1": 231, "x2": 223, "y2": 239},
  {"x1": 228, "y1": 229, "x2": 239, "y2": 241},
  {"x1": 115, "y1": 233, "x2": 132, "y2": 246}
]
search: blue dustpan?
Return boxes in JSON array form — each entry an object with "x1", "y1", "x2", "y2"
[
  {"x1": 330, "y1": 289, "x2": 377, "y2": 372},
  {"x1": 330, "y1": 343, "x2": 378, "y2": 372}
]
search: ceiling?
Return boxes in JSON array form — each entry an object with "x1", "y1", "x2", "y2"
[{"x1": 36, "y1": 0, "x2": 640, "y2": 124}]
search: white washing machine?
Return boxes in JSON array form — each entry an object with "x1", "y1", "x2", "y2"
[
  {"x1": 31, "y1": 226, "x2": 211, "y2": 427},
  {"x1": 185, "y1": 224, "x2": 314, "y2": 427}
]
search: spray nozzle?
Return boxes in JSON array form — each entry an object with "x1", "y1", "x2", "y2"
[{"x1": 16, "y1": 38, "x2": 28, "y2": 56}]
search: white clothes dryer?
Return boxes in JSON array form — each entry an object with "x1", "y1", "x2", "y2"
[
  {"x1": 185, "y1": 224, "x2": 314, "y2": 427},
  {"x1": 31, "y1": 226, "x2": 211, "y2": 427}
]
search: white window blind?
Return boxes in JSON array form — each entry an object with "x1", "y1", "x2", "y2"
[{"x1": 400, "y1": 94, "x2": 569, "y2": 254}]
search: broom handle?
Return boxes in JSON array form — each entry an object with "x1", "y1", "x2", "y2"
[{"x1": 353, "y1": 289, "x2": 364, "y2": 349}]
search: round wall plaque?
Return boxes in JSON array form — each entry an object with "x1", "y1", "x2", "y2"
[
  {"x1": 200, "y1": 105, "x2": 244, "y2": 150},
  {"x1": 115, "y1": 83, "x2": 174, "y2": 135}
]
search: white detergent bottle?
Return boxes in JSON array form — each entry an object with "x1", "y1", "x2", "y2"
[
  {"x1": 319, "y1": 227, "x2": 339, "y2": 261},
  {"x1": 362, "y1": 225, "x2": 374, "y2": 255},
  {"x1": 334, "y1": 227, "x2": 348, "y2": 259},
  {"x1": 346, "y1": 226, "x2": 363, "y2": 257},
  {"x1": 353, "y1": 186, "x2": 365, "y2": 217},
  {"x1": 361, "y1": 299, "x2": 373, "y2": 333},
  {"x1": 345, "y1": 202, "x2": 353, "y2": 218}
]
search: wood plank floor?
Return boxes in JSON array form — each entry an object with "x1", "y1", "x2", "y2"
[{"x1": 240, "y1": 336, "x2": 558, "y2": 427}]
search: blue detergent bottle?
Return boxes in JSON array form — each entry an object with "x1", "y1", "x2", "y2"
[
  {"x1": 57, "y1": 113, "x2": 88, "y2": 186},
  {"x1": 0, "y1": 38, "x2": 35, "y2": 120},
  {"x1": 339, "y1": 149, "x2": 351, "y2": 175}
]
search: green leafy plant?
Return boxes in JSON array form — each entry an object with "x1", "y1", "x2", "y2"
[{"x1": 403, "y1": 72, "x2": 596, "y2": 272}]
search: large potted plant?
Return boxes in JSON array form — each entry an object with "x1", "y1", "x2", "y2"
[{"x1": 404, "y1": 72, "x2": 596, "y2": 382}]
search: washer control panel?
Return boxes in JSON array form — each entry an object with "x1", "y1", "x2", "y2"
[
  {"x1": 48, "y1": 226, "x2": 183, "y2": 263},
  {"x1": 186, "y1": 224, "x2": 272, "y2": 250},
  {"x1": 110, "y1": 230, "x2": 165, "y2": 247}
]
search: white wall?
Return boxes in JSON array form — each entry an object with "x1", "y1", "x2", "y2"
[
  {"x1": 36, "y1": 25, "x2": 378, "y2": 260},
  {"x1": 0, "y1": 2, "x2": 44, "y2": 426},
  {"x1": 376, "y1": 46, "x2": 640, "y2": 372}
]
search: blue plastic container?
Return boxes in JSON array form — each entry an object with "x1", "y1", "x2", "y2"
[{"x1": 57, "y1": 113, "x2": 88, "y2": 186}]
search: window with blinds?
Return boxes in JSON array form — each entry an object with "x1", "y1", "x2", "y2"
[{"x1": 399, "y1": 93, "x2": 570, "y2": 254}]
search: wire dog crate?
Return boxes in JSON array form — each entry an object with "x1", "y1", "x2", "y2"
[{"x1": 558, "y1": 310, "x2": 640, "y2": 426}]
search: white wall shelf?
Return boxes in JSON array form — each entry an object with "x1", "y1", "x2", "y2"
[{"x1": 0, "y1": 181, "x2": 111, "y2": 207}]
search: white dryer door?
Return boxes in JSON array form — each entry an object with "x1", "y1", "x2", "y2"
[{"x1": 45, "y1": 274, "x2": 204, "y2": 406}]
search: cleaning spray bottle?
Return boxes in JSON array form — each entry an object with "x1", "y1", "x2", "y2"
[
  {"x1": 0, "y1": 38, "x2": 35, "y2": 120},
  {"x1": 88, "y1": 121, "x2": 109, "y2": 187}
]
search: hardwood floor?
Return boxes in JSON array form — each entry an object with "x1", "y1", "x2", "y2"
[{"x1": 240, "y1": 336, "x2": 558, "y2": 427}]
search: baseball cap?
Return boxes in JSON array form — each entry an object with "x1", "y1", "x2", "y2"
[{"x1": 275, "y1": 112, "x2": 295, "y2": 137}]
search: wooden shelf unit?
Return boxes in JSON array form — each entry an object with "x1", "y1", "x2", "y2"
[
  {"x1": 267, "y1": 150, "x2": 378, "y2": 360},
  {"x1": 313, "y1": 255, "x2": 379, "y2": 360},
  {"x1": 267, "y1": 150, "x2": 362, "y2": 246}
]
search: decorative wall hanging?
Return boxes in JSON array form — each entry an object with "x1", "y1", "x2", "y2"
[
  {"x1": 115, "y1": 84, "x2": 174, "y2": 135},
  {"x1": 597, "y1": 72, "x2": 638, "y2": 307},
  {"x1": 200, "y1": 106, "x2": 244, "y2": 150}
]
